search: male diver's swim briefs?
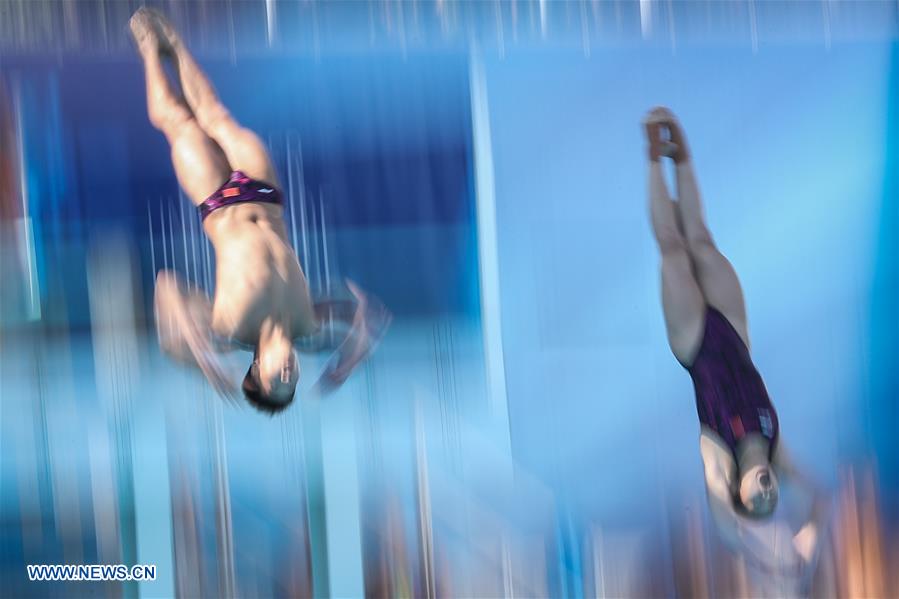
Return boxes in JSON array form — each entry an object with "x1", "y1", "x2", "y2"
[
  {"x1": 686, "y1": 307, "x2": 779, "y2": 458},
  {"x1": 199, "y1": 171, "x2": 283, "y2": 220}
]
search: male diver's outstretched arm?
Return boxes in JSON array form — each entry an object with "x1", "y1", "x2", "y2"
[
  {"x1": 155, "y1": 270, "x2": 239, "y2": 400},
  {"x1": 299, "y1": 280, "x2": 392, "y2": 393},
  {"x1": 317, "y1": 280, "x2": 392, "y2": 391}
]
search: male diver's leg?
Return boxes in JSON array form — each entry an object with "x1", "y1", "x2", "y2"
[
  {"x1": 148, "y1": 9, "x2": 278, "y2": 187},
  {"x1": 131, "y1": 8, "x2": 230, "y2": 205},
  {"x1": 133, "y1": 9, "x2": 238, "y2": 400}
]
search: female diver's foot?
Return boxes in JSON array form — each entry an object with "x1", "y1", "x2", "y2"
[
  {"x1": 642, "y1": 108, "x2": 666, "y2": 162},
  {"x1": 658, "y1": 106, "x2": 691, "y2": 163},
  {"x1": 643, "y1": 106, "x2": 691, "y2": 163}
]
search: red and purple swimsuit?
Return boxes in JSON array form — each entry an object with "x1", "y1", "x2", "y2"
[
  {"x1": 686, "y1": 307, "x2": 779, "y2": 458},
  {"x1": 199, "y1": 171, "x2": 283, "y2": 220}
]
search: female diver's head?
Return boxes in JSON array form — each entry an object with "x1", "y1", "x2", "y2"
[
  {"x1": 243, "y1": 333, "x2": 298, "y2": 413},
  {"x1": 739, "y1": 463, "x2": 779, "y2": 517},
  {"x1": 736, "y1": 434, "x2": 779, "y2": 517}
]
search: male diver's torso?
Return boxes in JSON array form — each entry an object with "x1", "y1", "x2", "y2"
[{"x1": 203, "y1": 202, "x2": 317, "y2": 345}]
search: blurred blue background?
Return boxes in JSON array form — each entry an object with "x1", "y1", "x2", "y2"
[{"x1": 1, "y1": 1, "x2": 897, "y2": 597}]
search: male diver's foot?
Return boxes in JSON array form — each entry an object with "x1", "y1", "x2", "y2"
[
  {"x1": 129, "y1": 7, "x2": 162, "y2": 55},
  {"x1": 143, "y1": 7, "x2": 184, "y2": 54}
]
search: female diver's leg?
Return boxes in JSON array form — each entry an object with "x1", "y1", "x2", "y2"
[
  {"x1": 657, "y1": 109, "x2": 777, "y2": 514},
  {"x1": 645, "y1": 112, "x2": 706, "y2": 366},
  {"x1": 658, "y1": 108, "x2": 751, "y2": 348},
  {"x1": 147, "y1": 9, "x2": 279, "y2": 187},
  {"x1": 131, "y1": 8, "x2": 230, "y2": 206}
]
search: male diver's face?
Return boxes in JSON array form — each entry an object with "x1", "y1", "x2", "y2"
[{"x1": 255, "y1": 343, "x2": 299, "y2": 404}]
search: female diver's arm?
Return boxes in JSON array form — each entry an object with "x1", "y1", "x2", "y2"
[
  {"x1": 702, "y1": 434, "x2": 823, "y2": 576},
  {"x1": 700, "y1": 435, "x2": 803, "y2": 576},
  {"x1": 700, "y1": 433, "x2": 744, "y2": 550},
  {"x1": 772, "y1": 444, "x2": 829, "y2": 564}
]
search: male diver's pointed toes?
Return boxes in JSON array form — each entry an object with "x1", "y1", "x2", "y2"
[{"x1": 128, "y1": 7, "x2": 162, "y2": 54}]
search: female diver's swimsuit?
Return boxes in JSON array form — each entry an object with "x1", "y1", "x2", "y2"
[
  {"x1": 199, "y1": 171, "x2": 283, "y2": 220},
  {"x1": 685, "y1": 307, "x2": 779, "y2": 459}
]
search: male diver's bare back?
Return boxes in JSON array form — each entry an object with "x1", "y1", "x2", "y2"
[{"x1": 204, "y1": 202, "x2": 317, "y2": 345}]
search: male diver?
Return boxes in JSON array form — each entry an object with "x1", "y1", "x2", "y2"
[{"x1": 131, "y1": 7, "x2": 389, "y2": 411}]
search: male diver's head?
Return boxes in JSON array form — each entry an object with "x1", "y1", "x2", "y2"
[
  {"x1": 243, "y1": 332, "x2": 298, "y2": 413},
  {"x1": 736, "y1": 434, "x2": 779, "y2": 517}
]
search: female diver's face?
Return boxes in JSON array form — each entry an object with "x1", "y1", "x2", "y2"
[{"x1": 739, "y1": 464, "x2": 779, "y2": 517}]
